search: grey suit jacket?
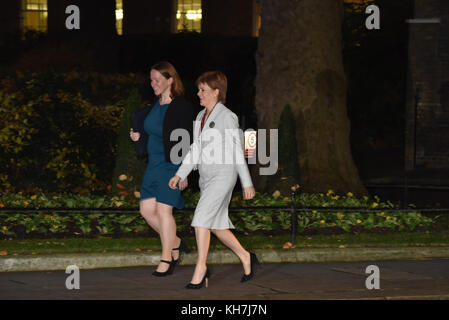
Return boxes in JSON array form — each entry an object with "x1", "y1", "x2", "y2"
[{"x1": 176, "y1": 102, "x2": 253, "y2": 188}]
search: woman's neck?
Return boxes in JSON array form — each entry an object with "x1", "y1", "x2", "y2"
[
  {"x1": 205, "y1": 102, "x2": 218, "y2": 116},
  {"x1": 159, "y1": 94, "x2": 172, "y2": 105}
]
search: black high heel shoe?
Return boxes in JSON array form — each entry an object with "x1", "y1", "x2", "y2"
[
  {"x1": 172, "y1": 238, "x2": 191, "y2": 265},
  {"x1": 240, "y1": 252, "x2": 259, "y2": 283},
  {"x1": 186, "y1": 269, "x2": 210, "y2": 289},
  {"x1": 152, "y1": 259, "x2": 175, "y2": 277}
]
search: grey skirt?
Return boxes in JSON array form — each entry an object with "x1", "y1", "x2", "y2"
[{"x1": 191, "y1": 165, "x2": 238, "y2": 230}]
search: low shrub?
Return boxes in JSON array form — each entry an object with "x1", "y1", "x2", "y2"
[
  {"x1": 0, "y1": 71, "x2": 147, "y2": 194},
  {"x1": 0, "y1": 189, "x2": 437, "y2": 239}
]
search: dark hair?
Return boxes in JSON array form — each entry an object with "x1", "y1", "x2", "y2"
[
  {"x1": 195, "y1": 71, "x2": 227, "y2": 104},
  {"x1": 151, "y1": 61, "x2": 185, "y2": 98}
]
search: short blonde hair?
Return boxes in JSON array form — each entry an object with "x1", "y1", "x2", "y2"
[{"x1": 195, "y1": 71, "x2": 227, "y2": 104}]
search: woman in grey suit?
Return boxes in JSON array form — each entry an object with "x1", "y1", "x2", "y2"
[{"x1": 169, "y1": 71, "x2": 259, "y2": 289}]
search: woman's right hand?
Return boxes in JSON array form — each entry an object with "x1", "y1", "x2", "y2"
[
  {"x1": 168, "y1": 176, "x2": 181, "y2": 190},
  {"x1": 130, "y1": 128, "x2": 140, "y2": 142},
  {"x1": 243, "y1": 186, "x2": 256, "y2": 200}
]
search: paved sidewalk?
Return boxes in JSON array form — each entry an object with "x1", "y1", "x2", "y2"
[
  {"x1": 1, "y1": 259, "x2": 449, "y2": 300},
  {"x1": 1, "y1": 246, "x2": 449, "y2": 272}
]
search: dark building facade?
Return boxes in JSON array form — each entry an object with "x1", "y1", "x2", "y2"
[
  {"x1": 48, "y1": 0, "x2": 116, "y2": 37},
  {"x1": 405, "y1": 0, "x2": 449, "y2": 169},
  {"x1": 1, "y1": 1, "x2": 22, "y2": 37},
  {"x1": 123, "y1": 0, "x2": 172, "y2": 35},
  {"x1": 0, "y1": 0, "x2": 260, "y2": 38}
]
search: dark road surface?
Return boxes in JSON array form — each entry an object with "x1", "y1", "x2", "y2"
[{"x1": 1, "y1": 259, "x2": 449, "y2": 300}]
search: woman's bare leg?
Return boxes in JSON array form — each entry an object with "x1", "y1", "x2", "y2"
[
  {"x1": 140, "y1": 199, "x2": 180, "y2": 272},
  {"x1": 155, "y1": 202, "x2": 179, "y2": 272},
  {"x1": 139, "y1": 198, "x2": 159, "y2": 233},
  {"x1": 212, "y1": 229, "x2": 251, "y2": 275},
  {"x1": 190, "y1": 226, "x2": 211, "y2": 284}
]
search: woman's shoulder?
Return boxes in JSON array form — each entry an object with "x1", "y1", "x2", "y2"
[
  {"x1": 217, "y1": 103, "x2": 237, "y2": 119},
  {"x1": 196, "y1": 108, "x2": 205, "y2": 118}
]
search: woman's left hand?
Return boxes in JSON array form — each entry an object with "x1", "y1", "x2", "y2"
[
  {"x1": 179, "y1": 177, "x2": 188, "y2": 191},
  {"x1": 243, "y1": 186, "x2": 256, "y2": 200}
]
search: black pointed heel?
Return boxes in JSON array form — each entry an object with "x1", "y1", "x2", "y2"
[
  {"x1": 241, "y1": 252, "x2": 260, "y2": 283},
  {"x1": 152, "y1": 259, "x2": 175, "y2": 277},
  {"x1": 172, "y1": 238, "x2": 191, "y2": 265},
  {"x1": 186, "y1": 269, "x2": 210, "y2": 289}
]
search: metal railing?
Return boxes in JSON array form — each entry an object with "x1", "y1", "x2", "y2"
[{"x1": 1, "y1": 192, "x2": 449, "y2": 244}]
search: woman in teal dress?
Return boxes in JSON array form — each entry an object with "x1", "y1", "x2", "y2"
[
  {"x1": 141, "y1": 100, "x2": 185, "y2": 209},
  {"x1": 130, "y1": 61, "x2": 196, "y2": 276}
]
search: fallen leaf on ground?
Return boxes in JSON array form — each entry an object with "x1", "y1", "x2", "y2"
[
  {"x1": 282, "y1": 242, "x2": 295, "y2": 249},
  {"x1": 135, "y1": 248, "x2": 142, "y2": 252},
  {"x1": 338, "y1": 245, "x2": 346, "y2": 249},
  {"x1": 0, "y1": 251, "x2": 8, "y2": 256},
  {"x1": 115, "y1": 201, "x2": 124, "y2": 207}
]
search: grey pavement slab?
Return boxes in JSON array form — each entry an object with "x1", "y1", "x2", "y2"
[
  {"x1": 2, "y1": 246, "x2": 449, "y2": 272},
  {"x1": 1, "y1": 259, "x2": 449, "y2": 300}
]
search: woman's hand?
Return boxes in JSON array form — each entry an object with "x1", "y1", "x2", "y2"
[
  {"x1": 168, "y1": 175, "x2": 181, "y2": 190},
  {"x1": 243, "y1": 186, "x2": 256, "y2": 200},
  {"x1": 178, "y1": 177, "x2": 188, "y2": 191},
  {"x1": 130, "y1": 128, "x2": 140, "y2": 142}
]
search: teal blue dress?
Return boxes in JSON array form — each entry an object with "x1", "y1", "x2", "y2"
[{"x1": 140, "y1": 101, "x2": 185, "y2": 209}]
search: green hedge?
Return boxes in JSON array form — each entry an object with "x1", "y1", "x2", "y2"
[
  {"x1": 0, "y1": 190, "x2": 437, "y2": 239},
  {"x1": 0, "y1": 71, "x2": 147, "y2": 194}
]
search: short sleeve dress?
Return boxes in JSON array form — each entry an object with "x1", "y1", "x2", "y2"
[{"x1": 140, "y1": 100, "x2": 185, "y2": 209}]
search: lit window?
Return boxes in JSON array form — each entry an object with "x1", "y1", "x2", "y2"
[
  {"x1": 21, "y1": 0, "x2": 48, "y2": 32},
  {"x1": 175, "y1": 0, "x2": 202, "y2": 33},
  {"x1": 253, "y1": 0, "x2": 261, "y2": 37},
  {"x1": 116, "y1": 0, "x2": 123, "y2": 35}
]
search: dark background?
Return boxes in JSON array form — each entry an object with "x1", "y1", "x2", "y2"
[{"x1": 3, "y1": 0, "x2": 447, "y2": 206}]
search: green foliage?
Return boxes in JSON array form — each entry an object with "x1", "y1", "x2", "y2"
[
  {"x1": 111, "y1": 88, "x2": 147, "y2": 198},
  {"x1": 0, "y1": 71, "x2": 146, "y2": 193},
  {"x1": 0, "y1": 190, "x2": 439, "y2": 239},
  {"x1": 265, "y1": 104, "x2": 300, "y2": 194},
  {"x1": 278, "y1": 104, "x2": 300, "y2": 179}
]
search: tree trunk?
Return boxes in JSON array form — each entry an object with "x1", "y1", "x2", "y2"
[{"x1": 254, "y1": 0, "x2": 368, "y2": 196}]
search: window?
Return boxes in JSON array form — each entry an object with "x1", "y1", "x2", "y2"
[
  {"x1": 253, "y1": 0, "x2": 261, "y2": 37},
  {"x1": 175, "y1": 0, "x2": 202, "y2": 33},
  {"x1": 21, "y1": 0, "x2": 48, "y2": 32},
  {"x1": 115, "y1": 0, "x2": 123, "y2": 35}
]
